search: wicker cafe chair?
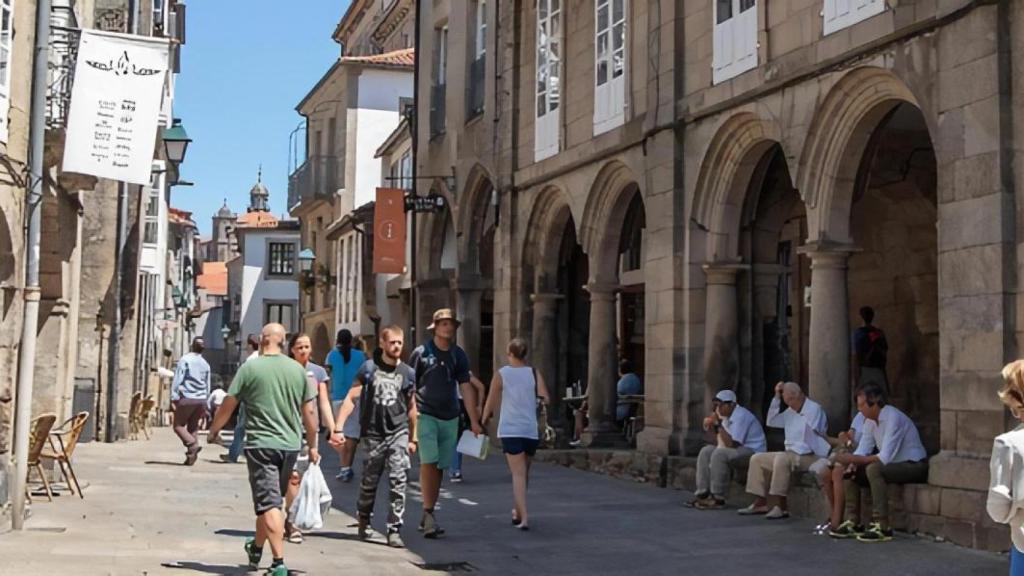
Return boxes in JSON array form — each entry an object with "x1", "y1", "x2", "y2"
[
  {"x1": 128, "y1": 392, "x2": 143, "y2": 440},
  {"x1": 137, "y1": 396, "x2": 156, "y2": 440},
  {"x1": 40, "y1": 411, "x2": 90, "y2": 499},
  {"x1": 25, "y1": 413, "x2": 58, "y2": 503}
]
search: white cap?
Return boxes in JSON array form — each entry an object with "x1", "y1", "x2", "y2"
[{"x1": 714, "y1": 389, "x2": 738, "y2": 403}]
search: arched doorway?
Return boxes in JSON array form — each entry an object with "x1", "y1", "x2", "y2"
[
  {"x1": 312, "y1": 323, "x2": 331, "y2": 367},
  {"x1": 457, "y1": 172, "x2": 497, "y2": 382},
  {"x1": 846, "y1": 102, "x2": 939, "y2": 452}
]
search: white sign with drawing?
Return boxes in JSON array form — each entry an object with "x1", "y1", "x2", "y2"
[{"x1": 62, "y1": 29, "x2": 170, "y2": 185}]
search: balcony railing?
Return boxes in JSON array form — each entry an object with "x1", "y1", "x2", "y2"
[
  {"x1": 47, "y1": 4, "x2": 79, "y2": 129},
  {"x1": 288, "y1": 155, "x2": 340, "y2": 212},
  {"x1": 430, "y1": 83, "x2": 446, "y2": 139},
  {"x1": 467, "y1": 56, "x2": 485, "y2": 119}
]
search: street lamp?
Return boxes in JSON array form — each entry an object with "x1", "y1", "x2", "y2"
[
  {"x1": 162, "y1": 118, "x2": 191, "y2": 165},
  {"x1": 298, "y1": 248, "x2": 316, "y2": 274},
  {"x1": 220, "y1": 324, "x2": 230, "y2": 341}
]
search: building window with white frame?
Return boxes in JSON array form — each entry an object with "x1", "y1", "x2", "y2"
[
  {"x1": 823, "y1": 0, "x2": 886, "y2": 36},
  {"x1": 265, "y1": 302, "x2": 294, "y2": 333},
  {"x1": 268, "y1": 242, "x2": 296, "y2": 276},
  {"x1": 0, "y1": 0, "x2": 14, "y2": 143},
  {"x1": 534, "y1": 0, "x2": 561, "y2": 161},
  {"x1": 713, "y1": 0, "x2": 757, "y2": 85},
  {"x1": 594, "y1": 0, "x2": 626, "y2": 134},
  {"x1": 467, "y1": 0, "x2": 487, "y2": 118},
  {"x1": 430, "y1": 25, "x2": 448, "y2": 138},
  {"x1": 143, "y1": 168, "x2": 163, "y2": 245}
]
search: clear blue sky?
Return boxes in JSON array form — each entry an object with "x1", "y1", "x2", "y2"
[{"x1": 173, "y1": 1, "x2": 349, "y2": 236}]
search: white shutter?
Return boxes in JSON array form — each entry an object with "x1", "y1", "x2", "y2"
[
  {"x1": 594, "y1": 0, "x2": 626, "y2": 134},
  {"x1": 0, "y1": 0, "x2": 13, "y2": 143},
  {"x1": 824, "y1": 0, "x2": 884, "y2": 36},
  {"x1": 713, "y1": 0, "x2": 757, "y2": 85},
  {"x1": 535, "y1": 0, "x2": 560, "y2": 161}
]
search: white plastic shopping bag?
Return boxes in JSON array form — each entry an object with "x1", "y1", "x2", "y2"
[
  {"x1": 456, "y1": 430, "x2": 489, "y2": 460},
  {"x1": 288, "y1": 462, "x2": 334, "y2": 531}
]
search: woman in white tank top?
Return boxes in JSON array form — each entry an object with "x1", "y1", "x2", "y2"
[{"x1": 481, "y1": 338, "x2": 550, "y2": 530}]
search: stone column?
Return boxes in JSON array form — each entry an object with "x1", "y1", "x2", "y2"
[
  {"x1": 583, "y1": 283, "x2": 620, "y2": 445},
  {"x1": 455, "y1": 278, "x2": 484, "y2": 373},
  {"x1": 802, "y1": 243, "x2": 855, "y2": 434},
  {"x1": 701, "y1": 263, "x2": 745, "y2": 412},
  {"x1": 531, "y1": 292, "x2": 564, "y2": 427}
]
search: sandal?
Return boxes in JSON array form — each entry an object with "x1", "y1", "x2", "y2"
[
  {"x1": 511, "y1": 509, "x2": 521, "y2": 526},
  {"x1": 287, "y1": 529, "x2": 304, "y2": 544}
]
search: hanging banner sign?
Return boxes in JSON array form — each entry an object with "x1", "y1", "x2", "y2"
[
  {"x1": 62, "y1": 29, "x2": 170, "y2": 185},
  {"x1": 373, "y1": 188, "x2": 407, "y2": 274}
]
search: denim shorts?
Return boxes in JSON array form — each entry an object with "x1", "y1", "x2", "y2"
[{"x1": 501, "y1": 437, "x2": 539, "y2": 456}]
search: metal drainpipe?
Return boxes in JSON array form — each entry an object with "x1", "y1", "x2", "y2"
[
  {"x1": 12, "y1": 0, "x2": 52, "y2": 530},
  {"x1": 410, "y1": 0, "x2": 421, "y2": 346}
]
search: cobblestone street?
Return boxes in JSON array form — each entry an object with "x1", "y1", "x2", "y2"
[{"x1": 0, "y1": 429, "x2": 1008, "y2": 575}]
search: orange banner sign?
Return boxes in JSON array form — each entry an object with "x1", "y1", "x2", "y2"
[{"x1": 373, "y1": 188, "x2": 407, "y2": 274}]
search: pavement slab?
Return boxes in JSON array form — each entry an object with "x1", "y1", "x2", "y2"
[{"x1": 0, "y1": 429, "x2": 1009, "y2": 575}]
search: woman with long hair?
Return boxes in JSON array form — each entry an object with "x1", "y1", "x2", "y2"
[
  {"x1": 989, "y1": 359, "x2": 1024, "y2": 575},
  {"x1": 326, "y1": 329, "x2": 367, "y2": 482},
  {"x1": 481, "y1": 338, "x2": 549, "y2": 530},
  {"x1": 283, "y1": 333, "x2": 336, "y2": 544}
]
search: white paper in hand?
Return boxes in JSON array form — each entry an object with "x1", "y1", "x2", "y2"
[{"x1": 456, "y1": 430, "x2": 489, "y2": 460}]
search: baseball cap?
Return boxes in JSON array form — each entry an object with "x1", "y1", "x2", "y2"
[{"x1": 714, "y1": 389, "x2": 737, "y2": 404}]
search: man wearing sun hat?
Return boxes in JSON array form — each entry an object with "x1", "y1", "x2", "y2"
[
  {"x1": 686, "y1": 389, "x2": 767, "y2": 510},
  {"x1": 408, "y1": 308, "x2": 484, "y2": 538}
]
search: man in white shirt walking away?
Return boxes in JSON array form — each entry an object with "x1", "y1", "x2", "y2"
[
  {"x1": 740, "y1": 381, "x2": 830, "y2": 519},
  {"x1": 834, "y1": 382, "x2": 928, "y2": 542},
  {"x1": 687, "y1": 389, "x2": 766, "y2": 509}
]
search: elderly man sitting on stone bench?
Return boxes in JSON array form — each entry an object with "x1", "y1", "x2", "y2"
[
  {"x1": 832, "y1": 382, "x2": 928, "y2": 542},
  {"x1": 740, "y1": 381, "x2": 830, "y2": 519},
  {"x1": 686, "y1": 389, "x2": 766, "y2": 510}
]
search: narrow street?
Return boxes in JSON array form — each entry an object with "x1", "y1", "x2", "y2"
[{"x1": 0, "y1": 429, "x2": 1007, "y2": 575}]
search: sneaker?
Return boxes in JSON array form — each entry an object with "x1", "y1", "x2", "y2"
[
  {"x1": 765, "y1": 506, "x2": 790, "y2": 520},
  {"x1": 569, "y1": 439, "x2": 583, "y2": 447},
  {"x1": 694, "y1": 497, "x2": 726, "y2": 510},
  {"x1": 244, "y1": 538, "x2": 262, "y2": 569},
  {"x1": 357, "y1": 516, "x2": 376, "y2": 541},
  {"x1": 184, "y1": 446, "x2": 201, "y2": 466},
  {"x1": 387, "y1": 531, "x2": 405, "y2": 548},
  {"x1": 218, "y1": 454, "x2": 238, "y2": 463},
  {"x1": 856, "y1": 522, "x2": 893, "y2": 543},
  {"x1": 450, "y1": 471, "x2": 463, "y2": 483},
  {"x1": 737, "y1": 502, "x2": 769, "y2": 515},
  {"x1": 267, "y1": 563, "x2": 288, "y2": 576},
  {"x1": 829, "y1": 520, "x2": 864, "y2": 539},
  {"x1": 336, "y1": 468, "x2": 354, "y2": 482},
  {"x1": 422, "y1": 511, "x2": 444, "y2": 539}
]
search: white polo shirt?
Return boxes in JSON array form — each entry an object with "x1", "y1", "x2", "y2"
[
  {"x1": 767, "y1": 396, "x2": 830, "y2": 457},
  {"x1": 854, "y1": 405, "x2": 927, "y2": 464},
  {"x1": 721, "y1": 405, "x2": 767, "y2": 453}
]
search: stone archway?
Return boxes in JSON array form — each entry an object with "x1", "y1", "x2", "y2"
[
  {"x1": 455, "y1": 166, "x2": 497, "y2": 381},
  {"x1": 523, "y1": 186, "x2": 588, "y2": 437},
  {"x1": 312, "y1": 323, "x2": 331, "y2": 367},
  {"x1": 579, "y1": 161, "x2": 645, "y2": 441},
  {"x1": 797, "y1": 67, "x2": 938, "y2": 436}
]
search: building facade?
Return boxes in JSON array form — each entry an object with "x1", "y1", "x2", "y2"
[
  {"x1": 416, "y1": 0, "x2": 1024, "y2": 550},
  {"x1": 291, "y1": 0, "x2": 415, "y2": 357}
]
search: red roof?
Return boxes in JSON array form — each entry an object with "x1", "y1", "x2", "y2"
[
  {"x1": 197, "y1": 262, "x2": 227, "y2": 296},
  {"x1": 168, "y1": 207, "x2": 196, "y2": 227},
  {"x1": 342, "y1": 48, "x2": 415, "y2": 69},
  {"x1": 236, "y1": 211, "x2": 279, "y2": 228}
]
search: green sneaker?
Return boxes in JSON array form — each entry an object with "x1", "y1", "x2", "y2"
[
  {"x1": 244, "y1": 538, "x2": 262, "y2": 569},
  {"x1": 828, "y1": 520, "x2": 863, "y2": 539},
  {"x1": 856, "y1": 522, "x2": 894, "y2": 543},
  {"x1": 267, "y1": 564, "x2": 289, "y2": 576}
]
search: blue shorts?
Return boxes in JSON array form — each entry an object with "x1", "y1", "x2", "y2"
[
  {"x1": 1012, "y1": 546, "x2": 1024, "y2": 576},
  {"x1": 501, "y1": 437, "x2": 539, "y2": 456}
]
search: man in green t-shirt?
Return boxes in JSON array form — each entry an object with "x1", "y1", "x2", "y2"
[{"x1": 210, "y1": 323, "x2": 318, "y2": 576}]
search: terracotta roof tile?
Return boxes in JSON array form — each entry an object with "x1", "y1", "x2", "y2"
[
  {"x1": 197, "y1": 262, "x2": 227, "y2": 296},
  {"x1": 236, "y1": 211, "x2": 279, "y2": 228}
]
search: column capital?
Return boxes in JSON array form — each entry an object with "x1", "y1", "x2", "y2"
[
  {"x1": 584, "y1": 283, "x2": 619, "y2": 301},
  {"x1": 798, "y1": 241, "x2": 859, "y2": 269},
  {"x1": 702, "y1": 261, "x2": 748, "y2": 285}
]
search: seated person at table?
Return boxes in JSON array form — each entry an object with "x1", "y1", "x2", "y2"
[
  {"x1": 687, "y1": 389, "x2": 766, "y2": 509},
  {"x1": 740, "y1": 381, "x2": 830, "y2": 519},
  {"x1": 615, "y1": 360, "x2": 642, "y2": 424},
  {"x1": 833, "y1": 383, "x2": 928, "y2": 542}
]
